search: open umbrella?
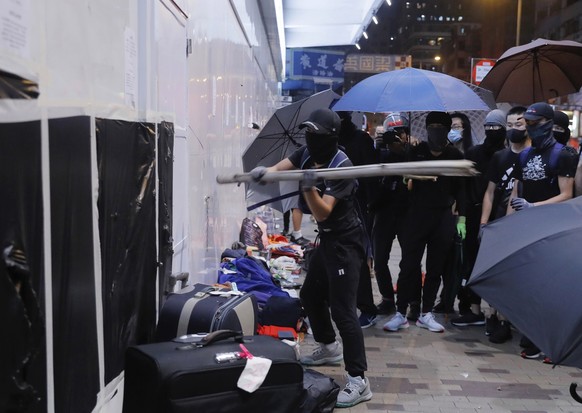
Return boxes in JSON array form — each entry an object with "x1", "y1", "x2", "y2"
[
  {"x1": 479, "y1": 38, "x2": 582, "y2": 105},
  {"x1": 467, "y1": 196, "x2": 582, "y2": 369},
  {"x1": 242, "y1": 89, "x2": 340, "y2": 211},
  {"x1": 331, "y1": 67, "x2": 493, "y2": 113}
]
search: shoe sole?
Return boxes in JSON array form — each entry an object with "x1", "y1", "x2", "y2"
[
  {"x1": 300, "y1": 355, "x2": 343, "y2": 366},
  {"x1": 360, "y1": 321, "x2": 376, "y2": 329},
  {"x1": 451, "y1": 321, "x2": 486, "y2": 327},
  {"x1": 416, "y1": 321, "x2": 444, "y2": 333},
  {"x1": 521, "y1": 352, "x2": 541, "y2": 359},
  {"x1": 383, "y1": 322, "x2": 409, "y2": 332},
  {"x1": 336, "y1": 391, "x2": 373, "y2": 408}
]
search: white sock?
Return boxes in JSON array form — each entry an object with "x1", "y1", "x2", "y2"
[
  {"x1": 292, "y1": 230, "x2": 302, "y2": 239},
  {"x1": 324, "y1": 341, "x2": 338, "y2": 350}
]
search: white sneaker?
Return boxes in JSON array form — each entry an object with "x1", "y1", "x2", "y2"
[
  {"x1": 300, "y1": 341, "x2": 343, "y2": 365},
  {"x1": 416, "y1": 312, "x2": 445, "y2": 333},
  {"x1": 383, "y1": 312, "x2": 409, "y2": 332},
  {"x1": 336, "y1": 374, "x2": 373, "y2": 408}
]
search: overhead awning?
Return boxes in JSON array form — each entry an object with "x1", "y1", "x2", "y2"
[{"x1": 282, "y1": 0, "x2": 385, "y2": 48}]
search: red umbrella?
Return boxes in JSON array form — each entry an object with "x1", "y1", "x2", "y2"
[{"x1": 480, "y1": 38, "x2": 582, "y2": 104}]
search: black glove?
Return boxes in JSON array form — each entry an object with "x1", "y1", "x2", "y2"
[
  {"x1": 510, "y1": 197, "x2": 533, "y2": 211},
  {"x1": 300, "y1": 170, "x2": 318, "y2": 193},
  {"x1": 249, "y1": 166, "x2": 267, "y2": 183}
]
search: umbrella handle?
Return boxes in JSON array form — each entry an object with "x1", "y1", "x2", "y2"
[{"x1": 570, "y1": 383, "x2": 582, "y2": 404}]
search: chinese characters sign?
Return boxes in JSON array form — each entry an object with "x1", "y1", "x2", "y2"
[
  {"x1": 288, "y1": 48, "x2": 345, "y2": 81},
  {"x1": 344, "y1": 54, "x2": 411, "y2": 73}
]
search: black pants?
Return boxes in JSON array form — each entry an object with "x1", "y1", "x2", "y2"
[
  {"x1": 397, "y1": 206, "x2": 455, "y2": 314},
  {"x1": 300, "y1": 226, "x2": 367, "y2": 376},
  {"x1": 457, "y1": 203, "x2": 483, "y2": 307},
  {"x1": 372, "y1": 205, "x2": 412, "y2": 303}
]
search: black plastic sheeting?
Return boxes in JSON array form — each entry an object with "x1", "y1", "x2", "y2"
[
  {"x1": 157, "y1": 122, "x2": 174, "y2": 299},
  {"x1": 48, "y1": 116, "x2": 99, "y2": 412},
  {"x1": 0, "y1": 70, "x2": 40, "y2": 99},
  {"x1": 0, "y1": 120, "x2": 46, "y2": 412},
  {"x1": 96, "y1": 119, "x2": 158, "y2": 384}
]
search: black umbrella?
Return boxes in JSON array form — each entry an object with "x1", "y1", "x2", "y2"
[
  {"x1": 467, "y1": 196, "x2": 582, "y2": 369},
  {"x1": 242, "y1": 89, "x2": 340, "y2": 212},
  {"x1": 480, "y1": 38, "x2": 582, "y2": 104}
]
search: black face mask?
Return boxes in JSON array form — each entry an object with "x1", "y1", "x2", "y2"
[
  {"x1": 553, "y1": 129, "x2": 570, "y2": 145},
  {"x1": 484, "y1": 128, "x2": 506, "y2": 152},
  {"x1": 305, "y1": 131, "x2": 338, "y2": 164},
  {"x1": 426, "y1": 127, "x2": 449, "y2": 152},
  {"x1": 527, "y1": 120, "x2": 554, "y2": 150},
  {"x1": 507, "y1": 128, "x2": 527, "y2": 143}
]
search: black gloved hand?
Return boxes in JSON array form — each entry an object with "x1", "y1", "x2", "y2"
[
  {"x1": 510, "y1": 197, "x2": 533, "y2": 211},
  {"x1": 249, "y1": 166, "x2": 267, "y2": 183},
  {"x1": 300, "y1": 170, "x2": 318, "y2": 193}
]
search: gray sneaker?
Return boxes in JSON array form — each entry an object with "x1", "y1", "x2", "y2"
[
  {"x1": 416, "y1": 312, "x2": 445, "y2": 333},
  {"x1": 383, "y1": 312, "x2": 409, "y2": 332},
  {"x1": 300, "y1": 341, "x2": 343, "y2": 366},
  {"x1": 336, "y1": 375, "x2": 373, "y2": 408}
]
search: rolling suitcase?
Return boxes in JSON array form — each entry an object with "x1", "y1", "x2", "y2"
[
  {"x1": 155, "y1": 283, "x2": 258, "y2": 342},
  {"x1": 123, "y1": 330, "x2": 304, "y2": 413}
]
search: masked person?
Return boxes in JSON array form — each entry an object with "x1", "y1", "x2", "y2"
[
  {"x1": 507, "y1": 102, "x2": 577, "y2": 359},
  {"x1": 383, "y1": 112, "x2": 466, "y2": 333},
  {"x1": 370, "y1": 113, "x2": 422, "y2": 320},
  {"x1": 478, "y1": 106, "x2": 530, "y2": 343},
  {"x1": 250, "y1": 108, "x2": 372, "y2": 408},
  {"x1": 448, "y1": 112, "x2": 474, "y2": 155},
  {"x1": 450, "y1": 109, "x2": 507, "y2": 328}
]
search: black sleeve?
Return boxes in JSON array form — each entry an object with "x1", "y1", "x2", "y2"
[
  {"x1": 557, "y1": 148, "x2": 578, "y2": 178},
  {"x1": 288, "y1": 145, "x2": 307, "y2": 168}
]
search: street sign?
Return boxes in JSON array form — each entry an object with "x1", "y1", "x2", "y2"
[{"x1": 471, "y1": 58, "x2": 496, "y2": 85}]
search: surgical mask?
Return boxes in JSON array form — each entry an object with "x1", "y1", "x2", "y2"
[
  {"x1": 526, "y1": 120, "x2": 554, "y2": 149},
  {"x1": 507, "y1": 128, "x2": 527, "y2": 143},
  {"x1": 427, "y1": 127, "x2": 449, "y2": 152},
  {"x1": 447, "y1": 129, "x2": 462, "y2": 144},
  {"x1": 305, "y1": 131, "x2": 338, "y2": 164}
]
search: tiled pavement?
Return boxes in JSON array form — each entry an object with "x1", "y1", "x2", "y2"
[{"x1": 288, "y1": 214, "x2": 582, "y2": 413}]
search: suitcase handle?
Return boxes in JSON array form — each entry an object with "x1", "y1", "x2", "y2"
[
  {"x1": 176, "y1": 329, "x2": 244, "y2": 351},
  {"x1": 199, "y1": 329, "x2": 244, "y2": 347}
]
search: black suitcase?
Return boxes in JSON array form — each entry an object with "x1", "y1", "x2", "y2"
[
  {"x1": 155, "y1": 283, "x2": 258, "y2": 342},
  {"x1": 123, "y1": 330, "x2": 304, "y2": 413}
]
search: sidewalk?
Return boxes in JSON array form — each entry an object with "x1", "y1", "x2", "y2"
[{"x1": 288, "y1": 213, "x2": 581, "y2": 413}]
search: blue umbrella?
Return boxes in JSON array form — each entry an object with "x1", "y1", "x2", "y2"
[{"x1": 332, "y1": 67, "x2": 492, "y2": 113}]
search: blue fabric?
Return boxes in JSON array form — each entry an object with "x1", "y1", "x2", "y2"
[{"x1": 218, "y1": 257, "x2": 289, "y2": 306}]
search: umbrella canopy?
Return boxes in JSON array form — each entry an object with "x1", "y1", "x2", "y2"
[
  {"x1": 467, "y1": 196, "x2": 582, "y2": 369},
  {"x1": 479, "y1": 38, "x2": 582, "y2": 105},
  {"x1": 242, "y1": 89, "x2": 340, "y2": 212},
  {"x1": 331, "y1": 67, "x2": 493, "y2": 113}
]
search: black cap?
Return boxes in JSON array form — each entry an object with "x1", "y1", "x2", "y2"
[
  {"x1": 300, "y1": 109, "x2": 341, "y2": 134},
  {"x1": 523, "y1": 102, "x2": 554, "y2": 121},
  {"x1": 554, "y1": 110, "x2": 570, "y2": 130},
  {"x1": 426, "y1": 111, "x2": 452, "y2": 129}
]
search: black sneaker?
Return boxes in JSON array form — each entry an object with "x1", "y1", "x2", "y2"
[
  {"x1": 519, "y1": 335, "x2": 534, "y2": 348},
  {"x1": 485, "y1": 314, "x2": 499, "y2": 336},
  {"x1": 451, "y1": 312, "x2": 486, "y2": 327},
  {"x1": 432, "y1": 301, "x2": 454, "y2": 314},
  {"x1": 376, "y1": 300, "x2": 396, "y2": 315},
  {"x1": 489, "y1": 321, "x2": 512, "y2": 343},
  {"x1": 521, "y1": 345, "x2": 542, "y2": 359},
  {"x1": 406, "y1": 302, "x2": 420, "y2": 321},
  {"x1": 358, "y1": 313, "x2": 377, "y2": 329},
  {"x1": 290, "y1": 235, "x2": 311, "y2": 247}
]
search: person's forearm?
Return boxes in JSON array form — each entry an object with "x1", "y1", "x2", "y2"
[{"x1": 302, "y1": 189, "x2": 333, "y2": 222}]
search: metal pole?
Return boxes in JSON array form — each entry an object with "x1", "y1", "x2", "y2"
[{"x1": 516, "y1": 0, "x2": 522, "y2": 46}]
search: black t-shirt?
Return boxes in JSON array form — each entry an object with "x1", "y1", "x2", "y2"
[
  {"x1": 288, "y1": 146, "x2": 360, "y2": 232},
  {"x1": 370, "y1": 147, "x2": 409, "y2": 209},
  {"x1": 465, "y1": 144, "x2": 501, "y2": 206},
  {"x1": 514, "y1": 143, "x2": 578, "y2": 203},
  {"x1": 485, "y1": 148, "x2": 521, "y2": 219},
  {"x1": 407, "y1": 142, "x2": 466, "y2": 215}
]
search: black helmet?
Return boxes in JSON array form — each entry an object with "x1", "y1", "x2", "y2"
[{"x1": 300, "y1": 109, "x2": 341, "y2": 135}]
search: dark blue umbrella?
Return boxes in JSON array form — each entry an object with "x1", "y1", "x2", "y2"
[{"x1": 332, "y1": 67, "x2": 492, "y2": 113}]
